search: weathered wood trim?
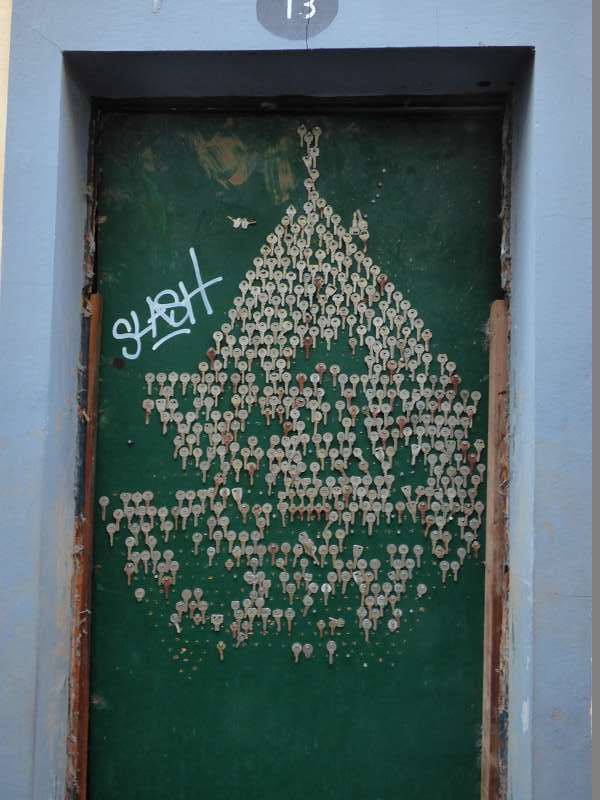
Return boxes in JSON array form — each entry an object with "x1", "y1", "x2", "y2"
[
  {"x1": 66, "y1": 293, "x2": 102, "y2": 800},
  {"x1": 480, "y1": 298, "x2": 510, "y2": 800}
]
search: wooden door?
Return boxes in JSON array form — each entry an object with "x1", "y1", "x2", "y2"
[{"x1": 86, "y1": 109, "x2": 502, "y2": 800}]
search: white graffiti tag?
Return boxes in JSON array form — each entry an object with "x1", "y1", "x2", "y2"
[{"x1": 112, "y1": 248, "x2": 223, "y2": 360}]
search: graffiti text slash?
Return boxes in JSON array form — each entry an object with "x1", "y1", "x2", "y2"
[{"x1": 112, "y1": 247, "x2": 223, "y2": 360}]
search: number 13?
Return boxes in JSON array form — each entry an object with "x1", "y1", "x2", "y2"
[{"x1": 286, "y1": 0, "x2": 317, "y2": 20}]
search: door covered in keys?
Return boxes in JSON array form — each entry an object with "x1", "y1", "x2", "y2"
[{"x1": 89, "y1": 109, "x2": 502, "y2": 800}]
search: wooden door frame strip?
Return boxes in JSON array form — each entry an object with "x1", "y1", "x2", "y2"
[
  {"x1": 480, "y1": 298, "x2": 510, "y2": 800},
  {"x1": 66, "y1": 293, "x2": 102, "y2": 800}
]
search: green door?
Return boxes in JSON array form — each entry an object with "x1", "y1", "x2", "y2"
[{"x1": 89, "y1": 109, "x2": 501, "y2": 800}]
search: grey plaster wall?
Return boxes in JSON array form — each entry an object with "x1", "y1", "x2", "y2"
[{"x1": 0, "y1": 2, "x2": 591, "y2": 799}]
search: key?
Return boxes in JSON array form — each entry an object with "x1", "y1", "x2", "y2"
[
  {"x1": 296, "y1": 124, "x2": 307, "y2": 145},
  {"x1": 112, "y1": 507, "x2": 124, "y2": 530},
  {"x1": 123, "y1": 562, "x2": 135, "y2": 586},
  {"x1": 197, "y1": 600, "x2": 209, "y2": 624},
  {"x1": 142, "y1": 398, "x2": 154, "y2": 424},
  {"x1": 474, "y1": 439, "x2": 485, "y2": 459},
  {"x1": 416, "y1": 583, "x2": 428, "y2": 598},
  {"x1": 413, "y1": 544, "x2": 424, "y2": 568},
  {"x1": 302, "y1": 643, "x2": 314, "y2": 660},
  {"x1": 144, "y1": 372, "x2": 155, "y2": 395},
  {"x1": 387, "y1": 617, "x2": 399, "y2": 633},
  {"x1": 98, "y1": 496, "x2": 110, "y2": 521},
  {"x1": 268, "y1": 542, "x2": 280, "y2": 566},
  {"x1": 179, "y1": 446, "x2": 190, "y2": 471},
  {"x1": 469, "y1": 517, "x2": 481, "y2": 536},
  {"x1": 130, "y1": 549, "x2": 143, "y2": 574},
  {"x1": 284, "y1": 607, "x2": 295, "y2": 633},
  {"x1": 292, "y1": 543, "x2": 303, "y2": 567},
  {"x1": 213, "y1": 530, "x2": 223, "y2": 553},
  {"x1": 328, "y1": 617, "x2": 339, "y2": 636},
  {"x1": 216, "y1": 641, "x2": 226, "y2": 662},
  {"x1": 162, "y1": 577, "x2": 173, "y2": 601},
  {"x1": 124, "y1": 536, "x2": 135, "y2": 560},
  {"x1": 211, "y1": 614, "x2": 224, "y2": 632},
  {"x1": 474, "y1": 500, "x2": 485, "y2": 522},
  {"x1": 352, "y1": 544, "x2": 363, "y2": 565},
  {"x1": 335, "y1": 528, "x2": 347, "y2": 551},
  {"x1": 260, "y1": 608, "x2": 271, "y2": 633},
  {"x1": 106, "y1": 523, "x2": 117, "y2": 547},
  {"x1": 156, "y1": 372, "x2": 167, "y2": 392},
  {"x1": 326, "y1": 640, "x2": 337, "y2": 665},
  {"x1": 316, "y1": 619, "x2": 326, "y2": 638},
  {"x1": 291, "y1": 642, "x2": 302, "y2": 663},
  {"x1": 180, "y1": 373, "x2": 191, "y2": 395},
  {"x1": 302, "y1": 595, "x2": 314, "y2": 617},
  {"x1": 272, "y1": 608, "x2": 283, "y2": 632},
  {"x1": 340, "y1": 570, "x2": 351, "y2": 595},
  {"x1": 134, "y1": 587, "x2": 145, "y2": 603},
  {"x1": 286, "y1": 583, "x2": 296, "y2": 604},
  {"x1": 169, "y1": 613, "x2": 181, "y2": 634},
  {"x1": 386, "y1": 543, "x2": 398, "y2": 564},
  {"x1": 232, "y1": 545, "x2": 242, "y2": 568},
  {"x1": 395, "y1": 501, "x2": 405, "y2": 523},
  {"x1": 363, "y1": 511, "x2": 377, "y2": 542},
  {"x1": 440, "y1": 560, "x2": 450, "y2": 584},
  {"x1": 326, "y1": 572, "x2": 338, "y2": 596},
  {"x1": 140, "y1": 550, "x2": 150, "y2": 574},
  {"x1": 450, "y1": 561, "x2": 460, "y2": 581},
  {"x1": 192, "y1": 532, "x2": 203, "y2": 556},
  {"x1": 180, "y1": 588, "x2": 192, "y2": 607},
  {"x1": 317, "y1": 543, "x2": 328, "y2": 568},
  {"x1": 150, "y1": 551, "x2": 161, "y2": 573},
  {"x1": 361, "y1": 618, "x2": 372, "y2": 643},
  {"x1": 369, "y1": 558, "x2": 381, "y2": 581}
]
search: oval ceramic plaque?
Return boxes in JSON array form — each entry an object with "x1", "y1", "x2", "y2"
[{"x1": 256, "y1": 0, "x2": 339, "y2": 40}]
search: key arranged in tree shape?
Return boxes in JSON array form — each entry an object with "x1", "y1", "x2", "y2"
[{"x1": 98, "y1": 123, "x2": 487, "y2": 667}]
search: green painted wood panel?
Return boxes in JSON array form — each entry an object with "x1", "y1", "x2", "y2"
[{"x1": 89, "y1": 110, "x2": 501, "y2": 800}]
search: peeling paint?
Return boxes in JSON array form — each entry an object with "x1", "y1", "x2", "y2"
[
  {"x1": 500, "y1": 98, "x2": 512, "y2": 296},
  {"x1": 190, "y1": 133, "x2": 254, "y2": 189}
]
